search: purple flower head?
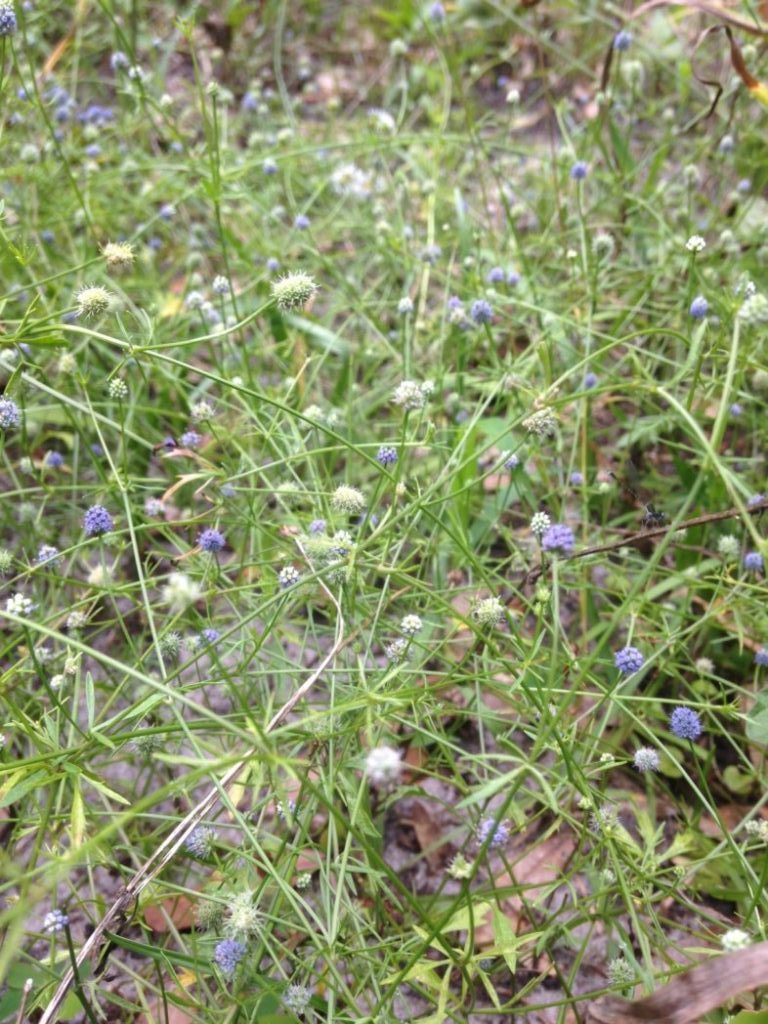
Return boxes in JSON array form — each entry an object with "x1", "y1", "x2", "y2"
[
  {"x1": 570, "y1": 160, "x2": 588, "y2": 181},
  {"x1": 200, "y1": 628, "x2": 220, "y2": 645},
  {"x1": 36, "y1": 544, "x2": 60, "y2": 566},
  {"x1": 669, "y1": 706, "x2": 702, "y2": 741},
  {"x1": 583, "y1": 371, "x2": 598, "y2": 389},
  {"x1": 428, "y1": 1, "x2": 446, "y2": 21},
  {"x1": 730, "y1": 403, "x2": 743, "y2": 417},
  {"x1": 294, "y1": 214, "x2": 310, "y2": 230},
  {"x1": 308, "y1": 518, "x2": 327, "y2": 535},
  {"x1": 44, "y1": 450, "x2": 65, "y2": 469},
  {"x1": 747, "y1": 494, "x2": 765, "y2": 509},
  {"x1": 0, "y1": 4, "x2": 18, "y2": 35},
  {"x1": 83, "y1": 505, "x2": 113, "y2": 536},
  {"x1": 754, "y1": 648, "x2": 768, "y2": 667},
  {"x1": 263, "y1": 158, "x2": 278, "y2": 175},
  {"x1": 613, "y1": 30, "x2": 633, "y2": 51},
  {"x1": 477, "y1": 817, "x2": 510, "y2": 849},
  {"x1": 690, "y1": 295, "x2": 709, "y2": 319},
  {"x1": 506, "y1": 269, "x2": 521, "y2": 287},
  {"x1": 214, "y1": 938, "x2": 246, "y2": 974},
  {"x1": 486, "y1": 266, "x2": 505, "y2": 284},
  {"x1": 570, "y1": 471, "x2": 584, "y2": 486},
  {"x1": 614, "y1": 646, "x2": 644, "y2": 674},
  {"x1": 505, "y1": 453, "x2": 520, "y2": 470},
  {"x1": 470, "y1": 299, "x2": 493, "y2": 325},
  {"x1": 90, "y1": 443, "x2": 104, "y2": 458},
  {"x1": 0, "y1": 397, "x2": 21, "y2": 430},
  {"x1": 744, "y1": 551, "x2": 763, "y2": 573},
  {"x1": 266, "y1": 257, "x2": 280, "y2": 272},
  {"x1": 376, "y1": 445, "x2": 398, "y2": 467},
  {"x1": 198, "y1": 528, "x2": 225, "y2": 553},
  {"x1": 159, "y1": 203, "x2": 175, "y2": 221},
  {"x1": 180, "y1": 430, "x2": 202, "y2": 449},
  {"x1": 541, "y1": 523, "x2": 575, "y2": 555}
]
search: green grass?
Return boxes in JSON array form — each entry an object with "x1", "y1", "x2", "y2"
[{"x1": 1, "y1": 2, "x2": 768, "y2": 1022}]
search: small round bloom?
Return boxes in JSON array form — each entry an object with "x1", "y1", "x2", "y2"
[
  {"x1": 721, "y1": 928, "x2": 750, "y2": 952},
  {"x1": 522, "y1": 407, "x2": 557, "y2": 437},
  {"x1": 470, "y1": 299, "x2": 493, "y2": 325},
  {"x1": 744, "y1": 550, "x2": 763, "y2": 573},
  {"x1": 199, "y1": 627, "x2": 220, "y2": 646},
  {"x1": 213, "y1": 938, "x2": 247, "y2": 975},
  {"x1": 376, "y1": 445, "x2": 398, "y2": 467},
  {"x1": 477, "y1": 817, "x2": 510, "y2": 849},
  {"x1": 570, "y1": 471, "x2": 584, "y2": 486},
  {"x1": 190, "y1": 400, "x2": 215, "y2": 423},
  {"x1": 44, "y1": 450, "x2": 65, "y2": 469},
  {"x1": 593, "y1": 233, "x2": 615, "y2": 259},
  {"x1": 487, "y1": 266, "x2": 505, "y2": 284},
  {"x1": 179, "y1": 430, "x2": 202, "y2": 449},
  {"x1": 107, "y1": 378, "x2": 128, "y2": 400},
  {"x1": 43, "y1": 909, "x2": 69, "y2": 934},
  {"x1": 530, "y1": 511, "x2": 551, "y2": 537},
  {"x1": 428, "y1": 1, "x2": 446, "y2": 21},
  {"x1": 669, "y1": 706, "x2": 702, "y2": 740},
  {"x1": 271, "y1": 271, "x2": 318, "y2": 312},
  {"x1": 583, "y1": 371, "x2": 598, "y2": 389},
  {"x1": 385, "y1": 638, "x2": 409, "y2": 663},
  {"x1": 472, "y1": 596, "x2": 505, "y2": 627},
  {"x1": 36, "y1": 544, "x2": 60, "y2": 566},
  {"x1": 689, "y1": 295, "x2": 708, "y2": 319},
  {"x1": 633, "y1": 747, "x2": 660, "y2": 772},
  {"x1": 83, "y1": 505, "x2": 113, "y2": 536},
  {"x1": 570, "y1": 160, "x2": 588, "y2": 180},
  {"x1": 102, "y1": 241, "x2": 135, "y2": 271},
  {"x1": 365, "y1": 745, "x2": 402, "y2": 785},
  {"x1": 211, "y1": 274, "x2": 229, "y2": 295},
  {"x1": 278, "y1": 565, "x2": 300, "y2": 588},
  {"x1": 614, "y1": 646, "x2": 644, "y2": 674},
  {"x1": 400, "y1": 614, "x2": 422, "y2": 636},
  {"x1": 331, "y1": 485, "x2": 366, "y2": 515},
  {"x1": 308, "y1": 518, "x2": 326, "y2": 534},
  {"x1": 75, "y1": 284, "x2": 114, "y2": 320},
  {"x1": 293, "y1": 214, "x2": 310, "y2": 230},
  {"x1": 162, "y1": 572, "x2": 201, "y2": 613},
  {"x1": 754, "y1": 648, "x2": 768, "y2": 667},
  {"x1": 198, "y1": 528, "x2": 225, "y2": 553},
  {"x1": 541, "y1": 523, "x2": 575, "y2": 555},
  {"x1": 613, "y1": 29, "x2": 633, "y2": 51},
  {"x1": 0, "y1": 396, "x2": 21, "y2": 430},
  {"x1": 748, "y1": 493, "x2": 765, "y2": 509},
  {"x1": 607, "y1": 958, "x2": 634, "y2": 987},
  {"x1": 283, "y1": 984, "x2": 312, "y2": 1015},
  {"x1": 718, "y1": 534, "x2": 740, "y2": 559},
  {"x1": 685, "y1": 235, "x2": 706, "y2": 254},
  {"x1": 144, "y1": 497, "x2": 165, "y2": 517},
  {"x1": 184, "y1": 825, "x2": 215, "y2": 859},
  {"x1": 0, "y1": 1, "x2": 17, "y2": 36},
  {"x1": 504, "y1": 453, "x2": 520, "y2": 470},
  {"x1": 5, "y1": 592, "x2": 34, "y2": 616},
  {"x1": 392, "y1": 379, "x2": 432, "y2": 410}
]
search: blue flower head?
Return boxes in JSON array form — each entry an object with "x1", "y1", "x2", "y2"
[
  {"x1": 214, "y1": 938, "x2": 246, "y2": 975},
  {"x1": 754, "y1": 648, "x2": 768, "y2": 667},
  {"x1": 376, "y1": 445, "x2": 398, "y2": 467},
  {"x1": 690, "y1": 295, "x2": 709, "y2": 319},
  {"x1": 613, "y1": 30, "x2": 633, "y2": 51},
  {"x1": 198, "y1": 528, "x2": 225, "y2": 553},
  {"x1": 477, "y1": 817, "x2": 510, "y2": 849},
  {"x1": 744, "y1": 551, "x2": 763, "y2": 573},
  {"x1": 0, "y1": 2, "x2": 18, "y2": 36},
  {"x1": 470, "y1": 299, "x2": 493, "y2": 325},
  {"x1": 0, "y1": 396, "x2": 21, "y2": 430},
  {"x1": 541, "y1": 523, "x2": 575, "y2": 555},
  {"x1": 486, "y1": 266, "x2": 505, "y2": 284},
  {"x1": 614, "y1": 646, "x2": 644, "y2": 674},
  {"x1": 83, "y1": 505, "x2": 113, "y2": 536},
  {"x1": 570, "y1": 160, "x2": 588, "y2": 180},
  {"x1": 669, "y1": 706, "x2": 702, "y2": 740}
]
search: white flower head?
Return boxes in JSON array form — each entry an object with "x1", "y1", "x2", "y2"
[
  {"x1": 685, "y1": 235, "x2": 706, "y2": 253},
  {"x1": 365, "y1": 745, "x2": 402, "y2": 785},
  {"x1": 162, "y1": 572, "x2": 202, "y2": 614}
]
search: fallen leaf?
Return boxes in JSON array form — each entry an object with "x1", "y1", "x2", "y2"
[
  {"x1": 404, "y1": 800, "x2": 454, "y2": 870},
  {"x1": 144, "y1": 894, "x2": 197, "y2": 934},
  {"x1": 137, "y1": 1001, "x2": 196, "y2": 1024}
]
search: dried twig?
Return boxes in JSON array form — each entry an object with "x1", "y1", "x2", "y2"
[
  {"x1": 38, "y1": 541, "x2": 344, "y2": 1024},
  {"x1": 587, "y1": 940, "x2": 768, "y2": 1023}
]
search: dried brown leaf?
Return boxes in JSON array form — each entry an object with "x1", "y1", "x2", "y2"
[
  {"x1": 143, "y1": 894, "x2": 197, "y2": 934},
  {"x1": 404, "y1": 800, "x2": 453, "y2": 870}
]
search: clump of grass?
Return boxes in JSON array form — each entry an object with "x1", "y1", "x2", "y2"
[{"x1": 1, "y1": 2, "x2": 768, "y2": 1022}]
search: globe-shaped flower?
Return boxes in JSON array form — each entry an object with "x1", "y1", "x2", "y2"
[
  {"x1": 614, "y1": 646, "x2": 644, "y2": 674},
  {"x1": 570, "y1": 160, "x2": 588, "y2": 180},
  {"x1": 689, "y1": 295, "x2": 709, "y2": 319},
  {"x1": 477, "y1": 817, "x2": 510, "y2": 849},
  {"x1": 669, "y1": 706, "x2": 702, "y2": 740},
  {"x1": 75, "y1": 284, "x2": 114, "y2": 320},
  {"x1": 743, "y1": 551, "x2": 763, "y2": 573},
  {"x1": 633, "y1": 747, "x2": 660, "y2": 772},
  {"x1": 198, "y1": 528, "x2": 225, "y2": 553},
  {"x1": 271, "y1": 271, "x2": 318, "y2": 312},
  {"x1": 541, "y1": 523, "x2": 575, "y2": 555},
  {"x1": 83, "y1": 505, "x2": 113, "y2": 536},
  {"x1": 0, "y1": 396, "x2": 21, "y2": 430},
  {"x1": 213, "y1": 938, "x2": 246, "y2": 974}
]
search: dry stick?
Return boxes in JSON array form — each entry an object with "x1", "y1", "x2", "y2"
[
  {"x1": 524, "y1": 497, "x2": 768, "y2": 585},
  {"x1": 587, "y1": 940, "x2": 768, "y2": 1024},
  {"x1": 38, "y1": 542, "x2": 345, "y2": 1024}
]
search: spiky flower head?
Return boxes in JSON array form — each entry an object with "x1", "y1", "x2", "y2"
[
  {"x1": 0, "y1": 548, "x2": 13, "y2": 575},
  {"x1": 633, "y1": 747, "x2": 660, "y2": 772},
  {"x1": 542, "y1": 523, "x2": 575, "y2": 555},
  {"x1": 477, "y1": 817, "x2": 510, "y2": 849},
  {"x1": 75, "y1": 284, "x2": 114, "y2": 319},
  {"x1": 400, "y1": 614, "x2": 423, "y2": 636},
  {"x1": 198, "y1": 528, "x2": 225, "y2": 554},
  {"x1": 472, "y1": 596, "x2": 505, "y2": 627},
  {"x1": 225, "y1": 891, "x2": 261, "y2": 937},
  {"x1": 365, "y1": 745, "x2": 402, "y2": 785},
  {"x1": 0, "y1": 2, "x2": 17, "y2": 36},
  {"x1": 522, "y1": 407, "x2": 557, "y2": 437},
  {"x1": 607, "y1": 957, "x2": 635, "y2": 987},
  {"x1": 278, "y1": 565, "x2": 300, "y2": 588},
  {"x1": 159, "y1": 631, "x2": 182, "y2": 659},
  {"x1": 669, "y1": 706, "x2": 702, "y2": 740},
  {"x1": 614, "y1": 646, "x2": 644, "y2": 674},
  {"x1": 101, "y1": 241, "x2": 135, "y2": 272},
  {"x1": 271, "y1": 270, "x2": 318, "y2": 312},
  {"x1": 717, "y1": 534, "x2": 740, "y2": 559},
  {"x1": 743, "y1": 550, "x2": 764, "y2": 573},
  {"x1": 0, "y1": 396, "x2": 21, "y2": 430},
  {"x1": 184, "y1": 826, "x2": 215, "y2": 859},
  {"x1": 213, "y1": 937, "x2": 246, "y2": 974},
  {"x1": 392, "y1": 379, "x2": 433, "y2": 410},
  {"x1": 331, "y1": 485, "x2": 366, "y2": 515},
  {"x1": 36, "y1": 544, "x2": 61, "y2": 567},
  {"x1": 83, "y1": 504, "x2": 113, "y2": 537},
  {"x1": 283, "y1": 984, "x2": 312, "y2": 1015},
  {"x1": 685, "y1": 235, "x2": 706, "y2": 253},
  {"x1": 385, "y1": 638, "x2": 408, "y2": 663}
]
